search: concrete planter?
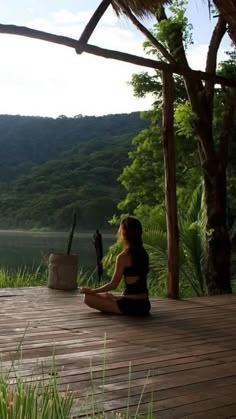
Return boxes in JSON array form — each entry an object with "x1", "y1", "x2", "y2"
[{"x1": 48, "y1": 254, "x2": 78, "y2": 290}]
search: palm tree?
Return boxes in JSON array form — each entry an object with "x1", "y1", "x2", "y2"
[
  {"x1": 103, "y1": 186, "x2": 208, "y2": 297},
  {"x1": 111, "y1": 0, "x2": 236, "y2": 46}
]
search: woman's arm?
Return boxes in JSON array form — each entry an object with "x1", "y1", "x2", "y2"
[{"x1": 80, "y1": 253, "x2": 125, "y2": 295}]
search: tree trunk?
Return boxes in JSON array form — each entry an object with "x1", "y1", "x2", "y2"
[
  {"x1": 203, "y1": 165, "x2": 232, "y2": 294},
  {"x1": 162, "y1": 71, "x2": 179, "y2": 299},
  {"x1": 213, "y1": 0, "x2": 236, "y2": 47},
  {"x1": 156, "y1": 6, "x2": 234, "y2": 296}
]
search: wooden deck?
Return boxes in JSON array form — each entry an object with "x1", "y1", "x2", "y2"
[{"x1": 0, "y1": 287, "x2": 236, "y2": 418}]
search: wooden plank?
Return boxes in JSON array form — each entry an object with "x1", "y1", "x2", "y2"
[
  {"x1": 99, "y1": 386, "x2": 236, "y2": 418},
  {"x1": 0, "y1": 288, "x2": 236, "y2": 417}
]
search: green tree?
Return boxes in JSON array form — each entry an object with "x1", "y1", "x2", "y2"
[
  {"x1": 0, "y1": 113, "x2": 146, "y2": 230},
  {"x1": 126, "y1": 0, "x2": 236, "y2": 295},
  {"x1": 118, "y1": 108, "x2": 201, "y2": 214}
]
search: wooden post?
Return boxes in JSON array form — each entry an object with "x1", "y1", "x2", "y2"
[{"x1": 162, "y1": 71, "x2": 179, "y2": 299}]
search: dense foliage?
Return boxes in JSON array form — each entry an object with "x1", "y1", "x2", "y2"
[
  {"x1": 0, "y1": 113, "x2": 147, "y2": 181},
  {"x1": 105, "y1": 1, "x2": 236, "y2": 296},
  {"x1": 0, "y1": 113, "x2": 148, "y2": 229}
]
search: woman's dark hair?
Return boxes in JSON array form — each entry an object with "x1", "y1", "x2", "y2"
[
  {"x1": 119, "y1": 216, "x2": 143, "y2": 248},
  {"x1": 119, "y1": 216, "x2": 149, "y2": 274}
]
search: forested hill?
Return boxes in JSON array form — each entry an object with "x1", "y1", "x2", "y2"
[
  {"x1": 0, "y1": 113, "x2": 147, "y2": 181},
  {"x1": 0, "y1": 112, "x2": 149, "y2": 230}
]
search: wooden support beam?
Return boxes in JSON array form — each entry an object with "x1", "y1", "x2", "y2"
[
  {"x1": 121, "y1": 7, "x2": 177, "y2": 65},
  {"x1": 162, "y1": 71, "x2": 179, "y2": 299},
  {"x1": 0, "y1": 24, "x2": 236, "y2": 88},
  {"x1": 76, "y1": 0, "x2": 111, "y2": 52}
]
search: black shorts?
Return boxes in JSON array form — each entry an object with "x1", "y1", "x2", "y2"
[{"x1": 117, "y1": 297, "x2": 151, "y2": 316}]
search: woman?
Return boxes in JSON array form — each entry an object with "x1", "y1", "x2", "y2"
[{"x1": 80, "y1": 216, "x2": 150, "y2": 316}]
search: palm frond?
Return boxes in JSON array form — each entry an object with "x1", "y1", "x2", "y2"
[
  {"x1": 179, "y1": 222, "x2": 206, "y2": 294},
  {"x1": 142, "y1": 182, "x2": 207, "y2": 296},
  {"x1": 143, "y1": 227, "x2": 166, "y2": 251},
  {"x1": 187, "y1": 182, "x2": 203, "y2": 222}
]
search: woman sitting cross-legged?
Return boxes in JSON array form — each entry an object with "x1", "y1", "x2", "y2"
[{"x1": 80, "y1": 216, "x2": 151, "y2": 316}]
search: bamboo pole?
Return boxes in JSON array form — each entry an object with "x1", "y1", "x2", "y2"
[{"x1": 162, "y1": 71, "x2": 179, "y2": 299}]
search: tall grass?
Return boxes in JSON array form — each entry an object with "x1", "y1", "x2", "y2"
[
  {"x1": 80, "y1": 361, "x2": 153, "y2": 418},
  {"x1": 0, "y1": 361, "x2": 153, "y2": 419},
  {"x1": 0, "y1": 265, "x2": 93, "y2": 289},
  {"x1": 0, "y1": 332, "x2": 154, "y2": 419},
  {"x1": 78, "y1": 335, "x2": 154, "y2": 418},
  {"x1": 0, "y1": 266, "x2": 47, "y2": 288},
  {"x1": 0, "y1": 328, "x2": 74, "y2": 418},
  {"x1": 0, "y1": 373, "x2": 74, "y2": 419}
]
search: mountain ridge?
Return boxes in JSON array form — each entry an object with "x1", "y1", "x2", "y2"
[{"x1": 0, "y1": 112, "x2": 149, "y2": 229}]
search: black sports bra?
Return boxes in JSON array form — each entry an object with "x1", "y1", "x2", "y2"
[{"x1": 123, "y1": 265, "x2": 148, "y2": 295}]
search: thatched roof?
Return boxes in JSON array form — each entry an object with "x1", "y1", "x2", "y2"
[
  {"x1": 111, "y1": 0, "x2": 236, "y2": 46},
  {"x1": 111, "y1": 0, "x2": 170, "y2": 17}
]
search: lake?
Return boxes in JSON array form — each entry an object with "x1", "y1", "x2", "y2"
[{"x1": 0, "y1": 230, "x2": 116, "y2": 274}]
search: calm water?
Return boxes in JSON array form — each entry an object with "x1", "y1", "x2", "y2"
[{"x1": 0, "y1": 230, "x2": 115, "y2": 274}]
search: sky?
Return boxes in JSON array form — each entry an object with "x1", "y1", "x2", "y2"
[{"x1": 0, "y1": 0, "x2": 232, "y2": 118}]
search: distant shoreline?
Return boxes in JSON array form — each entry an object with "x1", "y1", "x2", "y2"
[{"x1": 0, "y1": 229, "x2": 116, "y2": 238}]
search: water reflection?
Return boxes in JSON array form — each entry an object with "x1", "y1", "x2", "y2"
[{"x1": 0, "y1": 230, "x2": 115, "y2": 274}]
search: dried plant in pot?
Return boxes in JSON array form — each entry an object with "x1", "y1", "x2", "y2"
[{"x1": 48, "y1": 212, "x2": 78, "y2": 290}]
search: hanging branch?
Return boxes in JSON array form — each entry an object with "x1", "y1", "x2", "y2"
[
  {"x1": 155, "y1": 6, "x2": 217, "y2": 165},
  {"x1": 206, "y1": 17, "x2": 226, "y2": 76},
  {"x1": 205, "y1": 16, "x2": 227, "y2": 110},
  {"x1": 76, "y1": 0, "x2": 111, "y2": 53},
  {"x1": 0, "y1": 24, "x2": 236, "y2": 88}
]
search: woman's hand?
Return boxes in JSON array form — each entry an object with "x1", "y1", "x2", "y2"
[{"x1": 80, "y1": 287, "x2": 96, "y2": 295}]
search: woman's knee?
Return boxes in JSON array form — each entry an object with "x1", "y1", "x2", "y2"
[{"x1": 84, "y1": 294, "x2": 121, "y2": 314}]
